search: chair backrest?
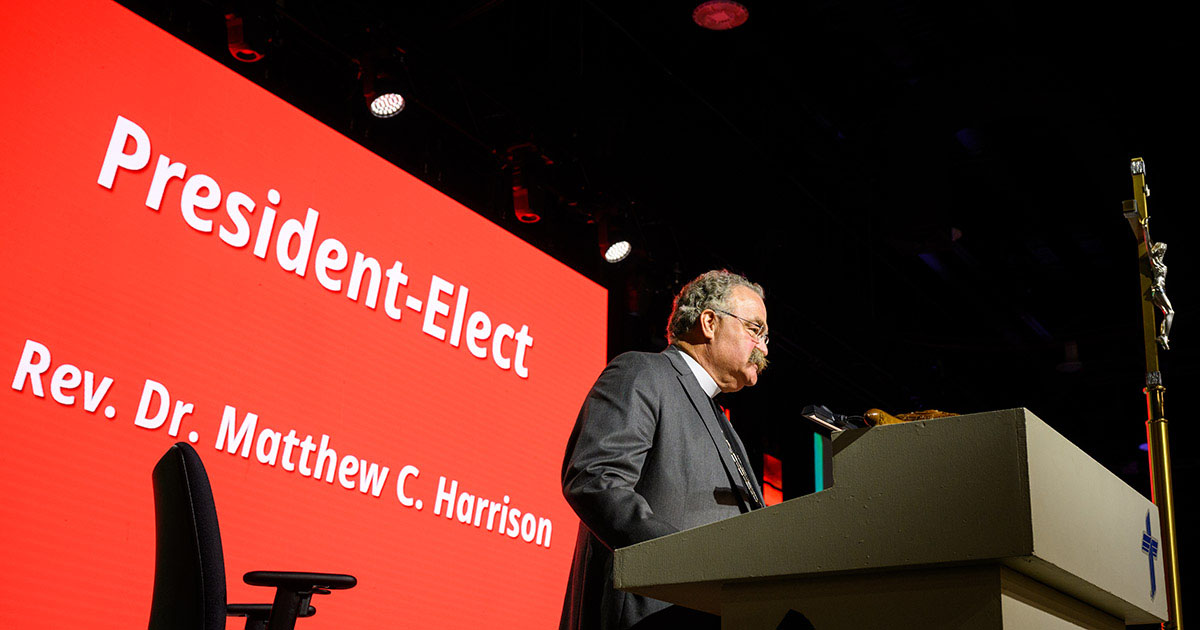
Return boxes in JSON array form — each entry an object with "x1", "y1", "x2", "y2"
[{"x1": 149, "y1": 442, "x2": 227, "y2": 630}]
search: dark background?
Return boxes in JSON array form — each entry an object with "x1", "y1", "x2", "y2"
[{"x1": 116, "y1": 0, "x2": 1193, "y2": 614}]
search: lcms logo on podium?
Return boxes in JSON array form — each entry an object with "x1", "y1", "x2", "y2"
[{"x1": 1141, "y1": 511, "x2": 1160, "y2": 599}]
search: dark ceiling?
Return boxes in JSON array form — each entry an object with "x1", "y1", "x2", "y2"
[{"x1": 117, "y1": 0, "x2": 1193, "y2": 580}]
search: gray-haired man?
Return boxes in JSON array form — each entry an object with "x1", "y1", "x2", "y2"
[{"x1": 560, "y1": 270, "x2": 769, "y2": 630}]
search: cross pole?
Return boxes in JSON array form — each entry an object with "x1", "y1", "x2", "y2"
[{"x1": 1122, "y1": 157, "x2": 1183, "y2": 628}]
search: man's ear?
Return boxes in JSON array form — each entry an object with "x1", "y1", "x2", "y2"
[{"x1": 699, "y1": 309, "x2": 718, "y2": 341}]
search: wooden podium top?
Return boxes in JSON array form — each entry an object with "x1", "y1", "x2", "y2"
[{"x1": 614, "y1": 408, "x2": 1167, "y2": 624}]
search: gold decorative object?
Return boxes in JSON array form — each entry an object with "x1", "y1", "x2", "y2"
[{"x1": 1123, "y1": 158, "x2": 1183, "y2": 629}]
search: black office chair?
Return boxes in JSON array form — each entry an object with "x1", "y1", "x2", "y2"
[{"x1": 149, "y1": 442, "x2": 357, "y2": 630}]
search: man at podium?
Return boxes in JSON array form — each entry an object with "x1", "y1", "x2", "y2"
[{"x1": 560, "y1": 270, "x2": 770, "y2": 630}]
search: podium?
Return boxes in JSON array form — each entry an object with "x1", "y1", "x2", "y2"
[{"x1": 613, "y1": 409, "x2": 1168, "y2": 629}]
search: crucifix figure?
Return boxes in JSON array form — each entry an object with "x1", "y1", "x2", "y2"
[{"x1": 1147, "y1": 241, "x2": 1174, "y2": 349}]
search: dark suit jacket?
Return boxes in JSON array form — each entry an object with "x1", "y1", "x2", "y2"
[{"x1": 560, "y1": 347, "x2": 760, "y2": 630}]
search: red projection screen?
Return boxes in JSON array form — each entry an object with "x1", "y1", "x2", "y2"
[{"x1": 0, "y1": 2, "x2": 606, "y2": 628}]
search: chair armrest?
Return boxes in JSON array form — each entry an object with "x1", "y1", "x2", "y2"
[
  {"x1": 241, "y1": 571, "x2": 356, "y2": 630},
  {"x1": 227, "y1": 603, "x2": 315, "y2": 630},
  {"x1": 243, "y1": 571, "x2": 357, "y2": 591},
  {"x1": 228, "y1": 603, "x2": 316, "y2": 616}
]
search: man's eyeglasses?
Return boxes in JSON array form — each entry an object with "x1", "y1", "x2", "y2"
[{"x1": 711, "y1": 308, "x2": 769, "y2": 345}]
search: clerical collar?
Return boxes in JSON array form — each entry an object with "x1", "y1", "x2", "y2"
[{"x1": 674, "y1": 346, "x2": 720, "y2": 399}]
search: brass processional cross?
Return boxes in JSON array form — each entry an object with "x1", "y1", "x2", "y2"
[{"x1": 1122, "y1": 158, "x2": 1183, "y2": 628}]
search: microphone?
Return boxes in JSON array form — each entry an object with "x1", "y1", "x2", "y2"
[{"x1": 800, "y1": 404, "x2": 864, "y2": 431}]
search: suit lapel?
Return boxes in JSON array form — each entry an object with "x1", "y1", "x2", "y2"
[{"x1": 663, "y1": 348, "x2": 755, "y2": 508}]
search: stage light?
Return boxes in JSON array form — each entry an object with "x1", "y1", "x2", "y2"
[
  {"x1": 604, "y1": 240, "x2": 632, "y2": 263},
  {"x1": 506, "y1": 144, "x2": 543, "y2": 223},
  {"x1": 369, "y1": 92, "x2": 405, "y2": 118},
  {"x1": 360, "y1": 54, "x2": 408, "y2": 119},
  {"x1": 512, "y1": 184, "x2": 539, "y2": 223},
  {"x1": 692, "y1": 1, "x2": 749, "y2": 31},
  {"x1": 1056, "y1": 341, "x2": 1082, "y2": 373},
  {"x1": 224, "y1": 12, "x2": 270, "y2": 62},
  {"x1": 598, "y1": 218, "x2": 632, "y2": 263}
]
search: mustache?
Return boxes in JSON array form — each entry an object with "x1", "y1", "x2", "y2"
[{"x1": 750, "y1": 348, "x2": 769, "y2": 374}]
